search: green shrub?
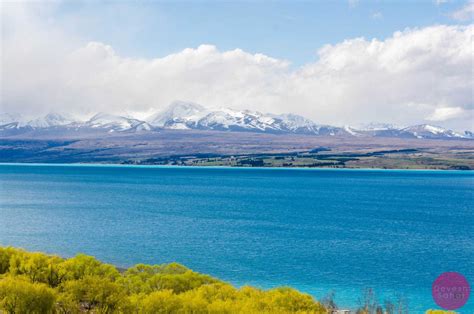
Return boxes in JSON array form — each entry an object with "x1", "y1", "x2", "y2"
[
  {"x1": 0, "y1": 276, "x2": 56, "y2": 314},
  {"x1": 0, "y1": 246, "x2": 327, "y2": 313}
]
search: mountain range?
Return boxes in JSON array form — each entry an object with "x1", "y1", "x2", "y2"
[{"x1": 1, "y1": 101, "x2": 471, "y2": 140}]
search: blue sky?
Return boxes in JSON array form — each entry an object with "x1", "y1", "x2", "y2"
[{"x1": 55, "y1": 0, "x2": 469, "y2": 66}]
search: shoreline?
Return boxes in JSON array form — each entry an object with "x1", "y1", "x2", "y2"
[{"x1": 1, "y1": 161, "x2": 473, "y2": 173}]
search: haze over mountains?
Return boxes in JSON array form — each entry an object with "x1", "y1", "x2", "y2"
[{"x1": 1, "y1": 101, "x2": 471, "y2": 140}]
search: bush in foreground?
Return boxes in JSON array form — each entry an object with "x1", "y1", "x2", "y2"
[
  {"x1": 0, "y1": 247, "x2": 327, "y2": 313},
  {"x1": 0, "y1": 247, "x2": 462, "y2": 313}
]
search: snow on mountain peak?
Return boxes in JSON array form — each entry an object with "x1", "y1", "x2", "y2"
[
  {"x1": 343, "y1": 125, "x2": 362, "y2": 136},
  {"x1": 26, "y1": 112, "x2": 76, "y2": 128},
  {"x1": 273, "y1": 113, "x2": 319, "y2": 132},
  {"x1": 0, "y1": 102, "x2": 470, "y2": 139},
  {"x1": 421, "y1": 124, "x2": 446, "y2": 134},
  {"x1": 86, "y1": 112, "x2": 152, "y2": 131},
  {"x1": 401, "y1": 124, "x2": 464, "y2": 138},
  {"x1": 147, "y1": 101, "x2": 206, "y2": 127}
]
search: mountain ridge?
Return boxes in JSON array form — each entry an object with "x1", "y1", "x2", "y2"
[{"x1": 1, "y1": 101, "x2": 471, "y2": 140}]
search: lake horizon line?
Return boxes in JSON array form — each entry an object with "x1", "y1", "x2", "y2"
[{"x1": 1, "y1": 161, "x2": 473, "y2": 174}]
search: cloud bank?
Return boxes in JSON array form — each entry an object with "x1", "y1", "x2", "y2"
[{"x1": 1, "y1": 3, "x2": 473, "y2": 130}]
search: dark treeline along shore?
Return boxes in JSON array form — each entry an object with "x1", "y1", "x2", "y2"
[
  {"x1": 1, "y1": 129, "x2": 473, "y2": 170},
  {"x1": 0, "y1": 247, "x2": 453, "y2": 314}
]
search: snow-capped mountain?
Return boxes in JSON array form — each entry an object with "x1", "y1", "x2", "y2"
[
  {"x1": 274, "y1": 113, "x2": 322, "y2": 134},
  {"x1": 0, "y1": 112, "x2": 152, "y2": 133},
  {"x1": 0, "y1": 112, "x2": 77, "y2": 130},
  {"x1": 399, "y1": 124, "x2": 464, "y2": 139},
  {"x1": 85, "y1": 113, "x2": 152, "y2": 132},
  {"x1": 195, "y1": 109, "x2": 285, "y2": 132},
  {"x1": 0, "y1": 101, "x2": 471, "y2": 139},
  {"x1": 347, "y1": 122, "x2": 466, "y2": 139},
  {"x1": 147, "y1": 101, "x2": 206, "y2": 129},
  {"x1": 146, "y1": 102, "x2": 347, "y2": 135},
  {"x1": 342, "y1": 126, "x2": 363, "y2": 136},
  {"x1": 23, "y1": 113, "x2": 77, "y2": 128}
]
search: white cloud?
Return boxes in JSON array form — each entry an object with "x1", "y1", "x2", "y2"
[
  {"x1": 426, "y1": 107, "x2": 466, "y2": 121},
  {"x1": 1, "y1": 3, "x2": 473, "y2": 130},
  {"x1": 451, "y1": 0, "x2": 474, "y2": 21}
]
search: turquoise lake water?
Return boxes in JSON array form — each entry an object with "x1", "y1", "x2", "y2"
[{"x1": 0, "y1": 164, "x2": 473, "y2": 312}]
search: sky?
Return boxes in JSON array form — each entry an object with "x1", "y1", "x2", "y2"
[{"x1": 1, "y1": 0, "x2": 473, "y2": 130}]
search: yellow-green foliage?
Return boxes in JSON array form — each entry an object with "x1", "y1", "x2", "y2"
[
  {"x1": 425, "y1": 310, "x2": 458, "y2": 314},
  {"x1": 0, "y1": 247, "x2": 327, "y2": 313},
  {"x1": 0, "y1": 276, "x2": 56, "y2": 313}
]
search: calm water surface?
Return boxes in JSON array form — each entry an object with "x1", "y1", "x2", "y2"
[{"x1": 0, "y1": 164, "x2": 473, "y2": 312}]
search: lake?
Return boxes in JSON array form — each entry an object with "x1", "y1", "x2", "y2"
[{"x1": 0, "y1": 164, "x2": 472, "y2": 312}]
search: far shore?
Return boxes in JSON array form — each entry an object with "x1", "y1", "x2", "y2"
[{"x1": 1, "y1": 161, "x2": 473, "y2": 172}]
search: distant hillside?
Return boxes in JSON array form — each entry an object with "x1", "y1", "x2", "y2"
[{"x1": 0, "y1": 130, "x2": 473, "y2": 169}]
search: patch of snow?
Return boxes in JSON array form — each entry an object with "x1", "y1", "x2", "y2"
[
  {"x1": 147, "y1": 101, "x2": 206, "y2": 127},
  {"x1": 85, "y1": 112, "x2": 150, "y2": 132},
  {"x1": 343, "y1": 125, "x2": 359, "y2": 136},
  {"x1": 26, "y1": 113, "x2": 76, "y2": 128},
  {"x1": 423, "y1": 124, "x2": 445, "y2": 134}
]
